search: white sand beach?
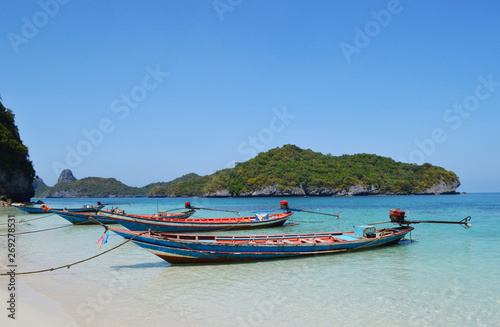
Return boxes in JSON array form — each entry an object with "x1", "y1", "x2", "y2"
[{"x1": 0, "y1": 277, "x2": 72, "y2": 327}]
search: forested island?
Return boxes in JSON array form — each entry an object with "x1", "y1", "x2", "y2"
[{"x1": 35, "y1": 145, "x2": 460, "y2": 198}]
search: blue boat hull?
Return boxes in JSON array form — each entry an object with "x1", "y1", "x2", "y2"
[
  {"x1": 111, "y1": 226, "x2": 413, "y2": 264},
  {"x1": 16, "y1": 206, "x2": 99, "y2": 214},
  {"x1": 54, "y1": 210, "x2": 197, "y2": 225},
  {"x1": 111, "y1": 213, "x2": 291, "y2": 232},
  {"x1": 55, "y1": 212, "x2": 119, "y2": 225}
]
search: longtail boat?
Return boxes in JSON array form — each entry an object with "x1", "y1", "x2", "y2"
[
  {"x1": 60, "y1": 201, "x2": 295, "y2": 230},
  {"x1": 14, "y1": 203, "x2": 103, "y2": 214},
  {"x1": 98, "y1": 211, "x2": 293, "y2": 232},
  {"x1": 106, "y1": 209, "x2": 471, "y2": 264},
  {"x1": 61, "y1": 208, "x2": 292, "y2": 230},
  {"x1": 53, "y1": 208, "x2": 196, "y2": 225},
  {"x1": 110, "y1": 225, "x2": 411, "y2": 263}
]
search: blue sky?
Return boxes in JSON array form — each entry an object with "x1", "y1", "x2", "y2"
[{"x1": 1, "y1": 1, "x2": 499, "y2": 192}]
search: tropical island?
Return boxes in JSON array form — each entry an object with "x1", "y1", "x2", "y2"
[
  {"x1": 1, "y1": 99, "x2": 461, "y2": 201},
  {"x1": 34, "y1": 145, "x2": 460, "y2": 198}
]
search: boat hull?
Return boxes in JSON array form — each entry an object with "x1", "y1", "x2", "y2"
[
  {"x1": 53, "y1": 210, "x2": 196, "y2": 225},
  {"x1": 111, "y1": 226, "x2": 413, "y2": 264},
  {"x1": 109, "y1": 212, "x2": 293, "y2": 232},
  {"x1": 55, "y1": 211, "x2": 119, "y2": 225},
  {"x1": 16, "y1": 206, "x2": 99, "y2": 214}
]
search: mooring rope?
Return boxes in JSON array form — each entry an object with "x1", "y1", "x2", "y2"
[
  {"x1": 0, "y1": 231, "x2": 147, "y2": 276},
  {"x1": 0, "y1": 218, "x2": 97, "y2": 237},
  {"x1": 0, "y1": 213, "x2": 56, "y2": 226},
  {"x1": 0, "y1": 224, "x2": 73, "y2": 237}
]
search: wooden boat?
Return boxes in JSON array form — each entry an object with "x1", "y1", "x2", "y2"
[
  {"x1": 105, "y1": 208, "x2": 471, "y2": 264},
  {"x1": 99, "y1": 211, "x2": 293, "y2": 232},
  {"x1": 72, "y1": 209, "x2": 292, "y2": 231},
  {"x1": 53, "y1": 208, "x2": 196, "y2": 225},
  {"x1": 14, "y1": 203, "x2": 103, "y2": 214},
  {"x1": 110, "y1": 224, "x2": 412, "y2": 264}
]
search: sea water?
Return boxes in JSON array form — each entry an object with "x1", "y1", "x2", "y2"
[{"x1": 0, "y1": 194, "x2": 499, "y2": 326}]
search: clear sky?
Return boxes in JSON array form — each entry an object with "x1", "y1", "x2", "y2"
[{"x1": 1, "y1": 1, "x2": 499, "y2": 192}]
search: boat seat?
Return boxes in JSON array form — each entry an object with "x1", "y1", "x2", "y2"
[{"x1": 336, "y1": 234, "x2": 360, "y2": 241}]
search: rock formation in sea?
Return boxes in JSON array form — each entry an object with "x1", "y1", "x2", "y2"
[{"x1": 56, "y1": 169, "x2": 77, "y2": 184}]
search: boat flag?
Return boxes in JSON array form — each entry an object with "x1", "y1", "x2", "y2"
[{"x1": 97, "y1": 229, "x2": 110, "y2": 250}]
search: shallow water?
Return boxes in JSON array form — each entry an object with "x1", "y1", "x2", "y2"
[{"x1": 1, "y1": 194, "x2": 499, "y2": 326}]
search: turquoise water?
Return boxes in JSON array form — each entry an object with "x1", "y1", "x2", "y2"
[{"x1": 1, "y1": 194, "x2": 499, "y2": 326}]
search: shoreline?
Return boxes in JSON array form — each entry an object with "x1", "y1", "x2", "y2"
[{"x1": 30, "y1": 192, "x2": 463, "y2": 200}]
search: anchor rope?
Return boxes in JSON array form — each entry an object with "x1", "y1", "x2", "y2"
[
  {"x1": 0, "y1": 217, "x2": 96, "y2": 237},
  {"x1": 0, "y1": 231, "x2": 147, "y2": 276},
  {"x1": 1, "y1": 223, "x2": 74, "y2": 237},
  {"x1": 0, "y1": 213, "x2": 56, "y2": 225}
]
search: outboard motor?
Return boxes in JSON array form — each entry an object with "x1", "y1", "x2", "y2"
[
  {"x1": 280, "y1": 200, "x2": 289, "y2": 211},
  {"x1": 389, "y1": 208, "x2": 406, "y2": 224}
]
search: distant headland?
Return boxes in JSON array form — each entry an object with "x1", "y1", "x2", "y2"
[{"x1": 34, "y1": 145, "x2": 461, "y2": 198}]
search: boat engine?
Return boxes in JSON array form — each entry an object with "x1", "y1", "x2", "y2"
[
  {"x1": 280, "y1": 200, "x2": 289, "y2": 210},
  {"x1": 389, "y1": 208, "x2": 406, "y2": 224}
]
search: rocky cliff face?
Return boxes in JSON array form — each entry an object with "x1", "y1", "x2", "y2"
[
  {"x1": 203, "y1": 189, "x2": 232, "y2": 197},
  {"x1": 56, "y1": 169, "x2": 77, "y2": 184},
  {"x1": 0, "y1": 170, "x2": 34, "y2": 202},
  {"x1": 0, "y1": 101, "x2": 35, "y2": 202},
  {"x1": 419, "y1": 180, "x2": 461, "y2": 195},
  {"x1": 205, "y1": 180, "x2": 460, "y2": 197},
  {"x1": 46, "y1": 188, "x2": 81, "y2": 198},
  {"x1": 35, "y1": 170, "x2": 78, "y2": 197}
]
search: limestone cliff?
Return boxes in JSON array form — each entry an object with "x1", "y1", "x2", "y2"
[
  {"x1": 212, "y1": 181, "x2": 460, "y2": 197},
  {"x1": 56, "y1": 169, "x2": 77, "y2": 184},
  {"x1": 0, "y1": 101, "x2": 35, "y2": 202}
]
